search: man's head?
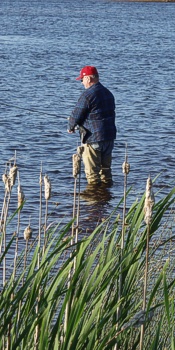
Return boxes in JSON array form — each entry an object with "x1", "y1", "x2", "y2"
[{"x1": 76, "y1": 66, "x2": 99, "y2": 89}]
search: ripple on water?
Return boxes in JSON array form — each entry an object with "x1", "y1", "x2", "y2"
[{"x1": 0, "y1": 1, "x2": 175, "y2": 260}]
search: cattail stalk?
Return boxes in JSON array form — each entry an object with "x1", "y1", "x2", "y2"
[
  {"x1": 38, "y1": 163, "x2": 43, "y2": 266},
  {"x1": 140, "y1": 176, "x2": 155, "y2": 350},
  {"x1": 23, "y1": 222, "x2": 32, "y2": 284},
  {"x1": 34, "y1": 165, "x2": 44, "y2": 350},
  {"x1": 43, "y1": 174, "x2": 51, "y2": 253},
  {"x1": 73, "y1": 146, "x2": 83, "y2": 248},
  {"x1": 1, "y1": 157, "x2": 17, "y2": 350},
  {"x1": 0, "y1": 168, "x2": 10, "y2": 256},
  {"x1": 1, "y1": 163, "x2": 17, "y2": 287},
  {"x1": 114, "y1": 144, "x2": 130, "y2": 350},
  {"x1": 13, "y1": 173, "x2": 25, "y2": 281},
  {"x1": 121, "y1": 144, "x2": 130, "y2": 252},
  {"x1": 64, "y1": 145, "x2": 84, "y2": 336},
  {"x1": 17, "y1": 222, "x2": 33, "y2": 335},
  {"x1": 72, "y1": 146, "x2": 84, "y2": 268}
]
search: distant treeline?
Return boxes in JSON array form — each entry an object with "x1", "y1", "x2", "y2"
[{"x1": 114, "y1": 0, "x2": 175, "y2": 2}]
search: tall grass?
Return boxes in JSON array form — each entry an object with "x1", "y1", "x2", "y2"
[{"x1": 1, "y1": 153, "x2": 175, "y2": 350}]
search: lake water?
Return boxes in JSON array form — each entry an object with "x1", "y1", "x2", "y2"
[{"x1": 0, "y1": 0, "x2": 175, "y2": 242}]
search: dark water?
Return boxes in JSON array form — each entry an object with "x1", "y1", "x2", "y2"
[{"x1": 0, "y1": 0, "x2": 175, "y2": 241}]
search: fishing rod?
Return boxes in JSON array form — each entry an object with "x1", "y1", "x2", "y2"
[{"x1": 0, "y1": 99, "x2": 68, "y2": 119}]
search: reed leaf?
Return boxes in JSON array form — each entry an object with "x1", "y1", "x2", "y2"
[
  {"x1": 146, "y1": 259, "x2": 169, "y2": 312},
  {"x1": 149, "y1": 317, "x2": 163, "y2": 350},
  {"x1": 170, "y1": 297, "x2": 175, "y2": 350},
  {"x1": 163, "y1": 270, "x2": 170, "y2": 326}
]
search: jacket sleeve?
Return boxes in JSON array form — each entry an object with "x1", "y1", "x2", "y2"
[{"x1": 68, "y1": 93, "x2": 89, "y2": 130}]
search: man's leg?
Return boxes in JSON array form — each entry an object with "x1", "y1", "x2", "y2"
[
  {"x1": 82, "y1": 144, "x2": 101, "y2": 184},
  {"x1": 100, "y1": 154, "x2": 113, "y2": 184},
  {"x1": 100, "y1": 141, "x2": 114, "y2": 185}
]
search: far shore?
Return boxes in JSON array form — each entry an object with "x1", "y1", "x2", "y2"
[{"x1": 109, "y1": 0, "x2": 175, "y2": 2}]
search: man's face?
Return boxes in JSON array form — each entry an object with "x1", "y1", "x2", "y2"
[{"x1": 81, "y1": 75, "x2": 90, "y2": 89}]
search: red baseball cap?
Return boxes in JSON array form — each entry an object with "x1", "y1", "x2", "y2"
[{"x1": 76, "y1": 66, "x2": 98, "y2": 80}]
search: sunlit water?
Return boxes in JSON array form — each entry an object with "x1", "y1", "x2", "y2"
[{"x1": 0, "y1": 0, "x2": 175, "y2": 258}]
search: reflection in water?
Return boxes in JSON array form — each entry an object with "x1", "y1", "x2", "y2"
[
  {"x1": 80, "y1": 183, "x2": 113, "y2": 205},
  {"x1": 79, "y1": 183, "x2": 114, "y2": 235}
]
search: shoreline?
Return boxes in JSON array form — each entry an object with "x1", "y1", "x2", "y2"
[{"x1": 109, "y1": 0, "x2": 175, "y2": 2}]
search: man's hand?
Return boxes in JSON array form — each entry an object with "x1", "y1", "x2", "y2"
[{"x1": 67, "y1": 129, "x2": 75, "y2": 134}]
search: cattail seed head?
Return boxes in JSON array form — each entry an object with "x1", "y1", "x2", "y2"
[
  {"x1": 44, "y1": 175, "x2": 51, "y2": 200},
  {"x1": 18, "y1": 185, "x2": 25, "y2": 208},
  {"x1": 2, "y1": 174, "x2": 7, "y2": 184},
  {"x1": 122, "y1": 161, "x2": 130, "y2": 174},
  {"x1": 24, "y1": 225, "x2": 32, "y2": 240},
  {"x1": 9, "y1": 165, "x2": 18, "y2": 187},
  {"x1": 144, "y1": 176, "x2": 155, "y2": 225},
  {"x1": 73, "y1": 154, "x2": 81, "y2": 178},
  {"x1": 2, "y1": 174, "x2": 11, "y2": 192}
]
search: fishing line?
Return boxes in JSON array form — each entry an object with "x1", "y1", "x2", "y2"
[{"x1": 0, "y1": 99, "x2": 68, "y2": 119}]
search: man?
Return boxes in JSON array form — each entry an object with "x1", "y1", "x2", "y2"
[{"x1": 68, "y1": 66, "x2": 116, "y2": 186}]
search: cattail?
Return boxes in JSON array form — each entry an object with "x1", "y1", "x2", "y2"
[
  {"x1": 24, "y1": 225, "x2": 32, "y2": 240},
  {"x1": 44, "y1": 175, "x2": 51, "y2": 200},
  {"x1": 122, "y1": 161, "x2": 130, "y2": 174},
  {"x1": 2, "y1": 173, "x2": 7, "y2": 184},
  {"x1": 18, "y1": 185, "x2": 25, "y2": 208},
  {"x1": 72, "y1": 154, "x2": 81, "y2": 178},
  {"x1": 9, "y1": 165, "x2": 18, "y2": 187},
  {"x1": 72, "y1": 146, "x2": 84, "y2": 178},
  {"x1": 2, "y1": 165, "x2": 18, "y2": 191},
  {"x1": 2, "y1": 173, "x2": 11, "y2": 192},
  {"x1": 140, "y1": 176, "x2": 155, "y2": 350},
  {"x1": 144, "y1": 176, "x2": 155, "y2": 225}
]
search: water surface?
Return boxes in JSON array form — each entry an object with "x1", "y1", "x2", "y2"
[{"x1": 0, "y1": 0, "x2": 175, "y2": 240}]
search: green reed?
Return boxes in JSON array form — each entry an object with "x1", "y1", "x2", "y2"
[{"x1": 1, "y1": 152, "x2": 175, "y2": 350}]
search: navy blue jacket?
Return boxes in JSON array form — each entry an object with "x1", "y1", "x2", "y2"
[{"x1": 68, "y1": 82, "x2": 116, "y2": 144}]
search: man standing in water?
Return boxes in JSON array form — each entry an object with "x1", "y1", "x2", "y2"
[{"x1": 68, "y1": 66, "x2": 116, "y2": 186}]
